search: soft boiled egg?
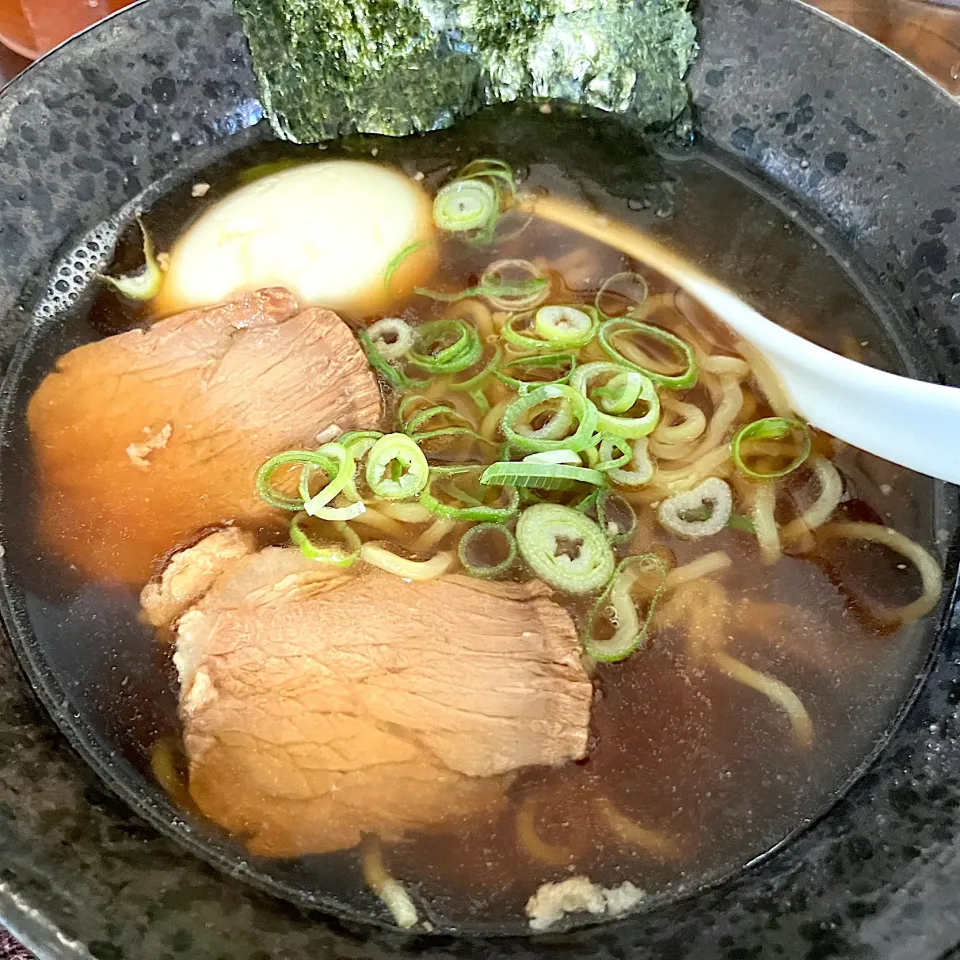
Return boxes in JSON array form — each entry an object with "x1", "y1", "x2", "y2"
[{"x1": 155, "y1": 160, "x2": 438, "y2": 318}]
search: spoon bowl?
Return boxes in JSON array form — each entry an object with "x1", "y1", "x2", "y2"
[{"x1": 527, "y1": 193, "x2": 960, "y2": 485}]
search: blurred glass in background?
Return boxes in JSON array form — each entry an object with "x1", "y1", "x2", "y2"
[
  {"x1": 810, "y1": 0, "x2": 959, "y2": 94},
  {"x1": 0, "y1": 0, "x2": 134, "y2": 61}
]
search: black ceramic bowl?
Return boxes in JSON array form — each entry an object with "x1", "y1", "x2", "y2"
[{"x1": 0, "y1": 0, "x2": 959, "y2": 957}]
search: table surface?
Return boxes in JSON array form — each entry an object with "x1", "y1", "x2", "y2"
[{"x1": 0, "y1": 2, "x2": 956, "y2": 959}]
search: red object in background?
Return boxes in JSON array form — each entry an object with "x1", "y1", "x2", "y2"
[
  {"x1": 0, "y1": 0, "x2": 134, "y2": 60},
  {"x1": 809, "y1": 0, "x2": 960, "y2": 94}
]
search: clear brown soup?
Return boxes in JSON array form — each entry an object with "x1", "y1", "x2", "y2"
[{"x1": 8, "y1": 107, "x2": 946, "y2": 932}]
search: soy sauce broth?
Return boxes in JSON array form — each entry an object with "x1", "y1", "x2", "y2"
[{"x1": 1, "y1": 106, "x2": 948, "y2": 932}]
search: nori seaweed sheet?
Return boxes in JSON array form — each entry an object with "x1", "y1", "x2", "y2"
[{"x1": 234, "y1": 0, "x2": 698, "y2": 143}]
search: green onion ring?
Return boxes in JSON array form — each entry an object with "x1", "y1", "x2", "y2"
[
  {"x1": 657, "y1": 477, "x2": 733, "y2": 538},
  {"x1": 731, "y1": 417, "x2": 812, "y2": 479},
  {"x1": 290, "y1": 514, "x2": 362, "y2": 567},
  {"x1": 403, "y1": 403, "x2": 475, "y2": 436},
  {"x1": 585, "y1": 554, "x2": 668, "y2": 662},
  {"x1": 592, "y1": 372, "x2": 642, "y2": 414},
  {"x1": 596, "y1": 435, "x2": 633, "y2": 472},
  {"x1": 501, "y1": 312, "x2": 556, "y2": 353},
  {"x1": 299, "y1": 442, "x2": 355, "y2": 515},
  {"x1": 533, "y1": 305, "x2": 599, "y2": 348},
  {"x1": 481, "y1": 259, "x2": 550, "y2": 311},
  {"x1": 421, "y1": 473, "x2": 519, "y2": 522},
  {"x1": 410, "y1": 426, "x2": 496, "y2": 448},
  {"x1": 573, "y1": 487, "x2": 603, "y2": 515},
  {"x1": 501, "y1": 384, "x2": 599, "y2": 453},
  {"x1": 515, "y1": 503, "x2": 615, "y2": 594},
  {"x1": 339, "y1": 430, "x2": 383, "y2": 500},
  {"x1": 256, "y1": 450, "x2": 338, "y2": 512},
  {"x1": 384, "y1": 238, "x2": 433, "y2": 293},
  {"x1": 595, "y1": 271, "x2": 650, "y2": 318},
  {"x1": 366, "y1": 317, "x2": 415, "y2": 361},
  {"x1": 358, "y1": 329, "x2": 426, "y2": 391},
  {"x1": 596, "y1": 489, "x2": 638, "y2": 545},
  {"x1": 458, "y1": 523, "x2": 518, "y2": 579},
  {"x1": 408, "y1": 319, "x2": 483, "y2": 374},
  {"x1": 480, "y1": 460, "x2": 605, "y2": 490},
  {"x1": 433, "y1": 179, "x2": 498, "y2": 234},
  {"x1": 103, "y1": 215, "x2": 163, "y2": 301},
  {"x1": 598, "y1": 318, "x2": 698, "y2": 390},
  {"x1": 340, "y1": 430, "x2": 384, "y2": 458},
  {"x1": 608, "y1": 437, "x2": 655, "y2": 488},
  {"x1": 495, "y1": 352, "x2": 577, "y2": 389},
  {"x1": 571, "y1": 361, "x2": 661, "y2": 438},
  {"x1": 414, "y1": 278, "x2": 548, "y2": 305},
  {"x1": 365, "y1": 433, "x2": 430, "y2": 500},
  {"x1": 456, "y1": 158, "x2": 516, "y2": 196}
]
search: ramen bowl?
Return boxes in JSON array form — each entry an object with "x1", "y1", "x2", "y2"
[{"x1": 0, "y1": 0, "x2": 958, "y2": 957}]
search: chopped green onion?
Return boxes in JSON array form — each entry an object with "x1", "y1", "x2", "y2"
[
  {"x1": 411, "y1": 426, "x2": 495, "y2": 447},
  {"x1": 573, "y1": 487, "x2": 603, "y2": 515},
  {"x1": 571, "y1": 362, "x2": 661, "y2": 438},
  {"x1": 595, "y1": 271, "x2": 650, "y2": 318},
  {"x1": 595, "y1": 435, "x2": 633, "y2": 472},
  {"x1": 337, "y1": 431, "x2": 382, "y2": 500},
  {"x1": 481, "y1": 259, "x2": 549, "y2": 311},
  {"x1": 609, "y1": 437, "x2": 655, "y2": 488},
  {"x1": 495, "y1": 352, "x2": 577, "y2": 389},
  {"x1": 585, "y1": 554, "x2": 668, "y2": 662},
  {"x1": 598, "y1": 318, "x2": 698, "y2": 390},
  {"x1": 384, "y1": 239, "x2": 433, "y2": 294},
  {"x1": 367, "y1": 318, "x2": 415, "y2": 361},
  {"x1": 365, "y1": 434, "x2": 429, "y2": 500},
  {"x1": 480, "y1": 460, "x2": 605, "y2": 490},
  {"x1": 515, "y1": 503, "x2": 615, "y2": 594},
  {"x1": 455, "y1": 158, "x2": 516, "y2": 197},
  {"x1": 433, "y1": 159, "x2": 517, "y2": 247},
  {"x1": 256, "y1": 449, "x2": 339, "y2": 512},
  {"x1": 421, "y1": 470, "x2": 519, "y2": 521},
  {"x1": 501, "y1": 312, "x2": 556, "y2": 353},
  {"x1": 731, "y1": 417, "x2": 812, "y2": 479},
  {"x1": 596, "y1": 489, "x2": 637, "y2": 545},
  {"x1": 300, "y1": 442, "x2": 354, "y2": 514},
  {"x1": 533, "y1": 305, "x2": 598, "y2": 348},
  {"x1": 401, "y1": 402, "x2": 474, "y2": 436},
  {"x1": 458, "y1": 523, "x2": 517, "y2": 579},
  {"x1": 415, "y1": 277, "x2": 548, "y2": 305},
  {"x1": 592, "y1": 373, "x2": 642, "y2": 414},
  {"x1": 308, "y1": 499, "x2": 367, "y2": 521},
  {"x1": 434, "y1": 179, "x2": 498, "y2": 234},
  {"x1": 408, "y1": 319, "x2": 483, "y2": 374},
  {"x1": 340, "y1": 430, "x2": 383, "y2": 458},
  {"x1": 657, "y1": 477, "x2": 733, "y2": 538},
  {"x1": 290, "y1": 514, "x2": 362, "y2": 567},
  {"x1": 523, "y1": 449, "x2": 582, "y2": 465},
  {"x1": 501, "y1": 384, "x2": 599, "y2": 453},
  {"x1": 358, "y1": 329, "x2": 423, "y2": 391},
  {"x1": 103, "y1": 215, "x2": 163, "y2": 301}
]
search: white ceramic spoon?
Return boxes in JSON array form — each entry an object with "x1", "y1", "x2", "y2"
[{"x1": 526, "y1": 195, "x2": 960, "y2": 485}]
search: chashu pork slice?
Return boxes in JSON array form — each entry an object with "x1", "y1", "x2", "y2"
[
  {"x1": 158, "y1": 535, "x2": 593, "y2": 857},
  {"x1": 28, "y1": 288, "x2": 381, "y2": 584}
]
